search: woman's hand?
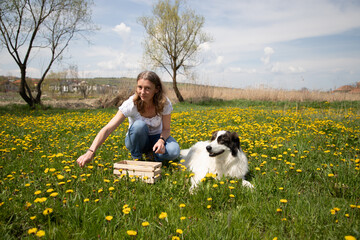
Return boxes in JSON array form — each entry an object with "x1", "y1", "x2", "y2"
[
  {"x1": 153, "y1": 139, "x2": 165, "y2": 154},
  {"x1": 76, "y1": 151, "x2": 94, "y2": 168}
]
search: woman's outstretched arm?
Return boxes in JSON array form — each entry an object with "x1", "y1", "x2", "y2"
[{"x1": 77, "y1": 110, "x2": 126, "y2": 167}]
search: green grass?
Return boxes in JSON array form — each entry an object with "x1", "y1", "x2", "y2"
[{"x1": 0, "y1": 100, "x2": 359, "y2": 239}]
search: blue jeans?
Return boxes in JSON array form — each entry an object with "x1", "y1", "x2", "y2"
[{"x1": 125, "y1": 120, "x2": 180, "y2": 162}]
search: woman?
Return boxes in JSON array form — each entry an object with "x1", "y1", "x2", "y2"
[{"x1": 77, "y1": 71, "x2": 180, "y2": 167}]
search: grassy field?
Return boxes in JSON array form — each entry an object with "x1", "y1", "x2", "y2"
[{"x1": 0, "y1": 100, "x2": 359, "y2": 239}]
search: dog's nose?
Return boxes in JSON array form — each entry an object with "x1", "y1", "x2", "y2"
[{"x1": 206, "y1": 145, "x2": 212, "y2": 152}]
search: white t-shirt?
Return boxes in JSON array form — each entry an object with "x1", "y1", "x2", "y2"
[{"x1": 119, "y1": 95, "x2": 173, "y2": 135}]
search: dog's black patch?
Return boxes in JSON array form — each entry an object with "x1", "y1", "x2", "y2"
[{"x1": 211, "y1": 131, "x2": 240, "y2": 157}]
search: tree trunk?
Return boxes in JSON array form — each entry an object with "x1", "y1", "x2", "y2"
[
  {"x1": 172, "y1": 68, "x2": 184, "y2": 102},
  {"x1": 19, "y1": 66, "x2": 36, "y2": 108},
  {"x1": 34, "y1": 80, "x2": 42, "y2": 105}
]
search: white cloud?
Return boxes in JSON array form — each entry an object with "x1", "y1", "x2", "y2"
[
  {"x1": 227, "y1": 67, "x2": 256, "y2": 74},
  {"x1": 112, "y1": 23, "x2": 131, "y2": 37},
  {"x1": 199, "y1": 0, "x2": 360, "y2": 54},
  {"x1": 288, "y1": 66, "x2": 305, "y2": 73},
  {"x1": 216, "y1": 56, "x2": 224, "y2": 65},
  {"x1": 97, "y1": 54, "x2": 125, "y2": 70},
  {"x1": 271, "y1": 62, "x2": 305, "y2": 74},
  {"x1": 261, "y1": 47, "x2": 274, "y2": 65},
  {"x1": 198, "y1": 42, "x2": 211, "y2": 52}
]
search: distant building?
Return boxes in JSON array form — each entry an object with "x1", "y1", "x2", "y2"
[
  {"x1": 0, "y1": 79, "x2": 18, "y2": 92},
  {"x1": 333, "y1": 82, "x2": 360, "y2": 94},
  {"x1": 333, "y1": 85, "x2": 355, "y2": 93}
]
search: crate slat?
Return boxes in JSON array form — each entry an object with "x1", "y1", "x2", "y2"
[{"x1": 113, "y1": 160, "x2": 162, "y2": 184}]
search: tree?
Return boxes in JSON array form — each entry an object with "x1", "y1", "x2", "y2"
[
  {"x1": 0, "y1": 0, "x2": 95, "y2": 108},
  {"x1": 138, "y1": 0, "x2": 212, "y2": 102}
]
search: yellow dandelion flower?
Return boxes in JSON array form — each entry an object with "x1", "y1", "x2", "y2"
[
  {"x1": 46, "y1": 189, "x2": 54, "y2": 193},
  {"x1": 281, "y1": 218, "x2": 287, "y2": 221},
  {"x1": 229, "y1": 194, "x2": 235, "y2": 198},
  {"x1": 34, "y1": 197, "x2": 47, "y2": 203},
  {"x1": 176, "y1": 229, "x2": 183, "y2": 234},
  {"x1": 57, "y1": 174, "x2": 64, "y2": 180},
  {"x1": 280, "y1": 199, "x2": 288, "y2": 203},
  {"x1": 207, "y1": 198, "x2": 212, "y2": 201},
  {"x1": 109, "y1": 187, "x2": 115, "y2": 191},
  {"x1": 122, "y1": 207, "x2": 131, "y2": 214},
  {"x1": 66, "y1": 189, "x2": 73, "y2": 193},
  {"x1": 180, "y1": 216, "x2": 186, "y2": 220},
  {"x1": 50, "y1": 192, "x2": 58, "y2": 197},
  {"x1": 172, "y1": 237, "x2": 180, "y2": 240},
  {"x1": 228, "y1": 186, "x2": 235, "y2": 190},
  {"x1": 84, "y1": 198, "x2": 90, "y2": 202},
  {"x1": 43, "y1": 208, "x2": 53, "y2": 215},
  {"x1": 344, "y1": 236, "x2": 356, "y2": 240},
  {"x1": 277, "y1": 208, "x2": 282, "y2": 212},
  {"x1": 105, "y1": 216, "x2": 113, "y2": 221},
  {"x1": 179, "y1": 203, "x2": 186, "y2": 208},
  {"x1": 207, "y1": 205, "x2": 211, "y2": 209},
  {"x1": 34, "y1": 190, "x2": 41, "y2": 195},
  {"x1": 159, "y1": 212, "x2": 168, "y2": 219},
  {"x1": 328, "y1": 173, "x2": 334, "y2": 177},
  {"x1": 36, "y1": 230, "x2": 45, "y2": 237},
  {"x1": 212, "y1": 184, "x2": 218, "y2": 188},
  {"x1": 142, "y1": 221, "x2": 150, "y2": 227},
  {"x1": 28, "y1": 228, "x2": 38, "y2": 234},
  {"x1": 30, "y1": 216, "x2": 36, "y2": 220},
  {"x1": 126, "y1": 230, "x2": 137, "y2": 236}
]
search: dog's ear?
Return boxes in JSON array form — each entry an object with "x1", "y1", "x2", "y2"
[
  {"x1": 230, "y1": 132, "x2": 240, "y2": 151},
  {"x1": 211, "y1": 131, "x2": 218, "y2": 141}
]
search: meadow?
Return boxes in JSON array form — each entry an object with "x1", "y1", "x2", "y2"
[{"x1": 0, "y1": 100, "x2": 359, "y2": 239}]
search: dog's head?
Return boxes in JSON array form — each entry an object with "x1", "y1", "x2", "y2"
[{"x1": 206, "y1": 131, "x2": 240, "y2": 157}]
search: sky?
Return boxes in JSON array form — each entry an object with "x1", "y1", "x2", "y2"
[{"x1": 1, "y1": 0, "x2": 360, "y2": 91}]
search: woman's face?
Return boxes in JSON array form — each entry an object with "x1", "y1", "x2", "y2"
[{"x1": 136, "y1": 79, "x2": 158, "y2": 103}]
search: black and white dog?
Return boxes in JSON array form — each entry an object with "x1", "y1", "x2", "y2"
[{"x1": 180, "y1": 131, "x2": 254, "y2": 191}]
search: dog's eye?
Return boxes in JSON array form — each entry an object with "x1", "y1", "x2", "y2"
[{"x1": 219, "y1": 136, "x2": 229, "y2": 144}]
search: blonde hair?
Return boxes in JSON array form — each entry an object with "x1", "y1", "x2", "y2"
[{"x1": 133, "y1": 71, "x2": 167, "y2": 115}]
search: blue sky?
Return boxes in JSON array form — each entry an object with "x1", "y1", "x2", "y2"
[{"x1": 1, "y1": 0, "x2": 360, "y2": 90}]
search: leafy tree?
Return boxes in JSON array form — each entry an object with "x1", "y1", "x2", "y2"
[
  {"x1": 0, "y1": 0, "x2": 96, "y2": 108},
  {"x1": 138, "y1": 0, "x2": 212, "y2": 102}
]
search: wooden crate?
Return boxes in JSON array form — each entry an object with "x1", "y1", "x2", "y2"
[{"x1": 113, "y1": 160, "x2": 162, "y2": 184}]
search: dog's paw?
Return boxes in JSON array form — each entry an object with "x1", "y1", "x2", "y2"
[{"x1": 242, "y1": 180, "x2": 254, "y2": 189}]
